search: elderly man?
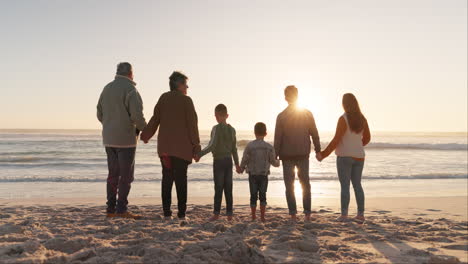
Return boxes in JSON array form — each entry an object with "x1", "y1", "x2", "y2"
[
  {"x1": 141, "y1": 71, "x2": 201, "y2": 221},
  {"x1": 274, "y1": 85, "x2": 321, "y2": 221},
  {"x1": 97, "y1": 62, "x2": 147, "y2": 219}
]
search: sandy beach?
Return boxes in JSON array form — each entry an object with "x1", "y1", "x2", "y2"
[{"x1": 1, "y1": 196, "x2": 467, "y2": 264}]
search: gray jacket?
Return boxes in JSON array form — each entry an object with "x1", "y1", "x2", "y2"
[
  {"x1": 97, "y1": 75, "x2": 147, "y2": 147},
  {"x1": 240, "y1": 139, "x2": 280, "y2": 175},
  {"x1": 274, "y1": 105, "x2": 321, "y2": 160}
]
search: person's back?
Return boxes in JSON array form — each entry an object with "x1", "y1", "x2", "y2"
[
  {"x1": 202, "y1": 123, "x2": 237, "y2": 160},
  {"x1": 335, "y1": 113, "x2": 365, "y2": 159},
  {"x1": 275, "y1": 106, "x2": 321, "y2": 159},
  {"x1": 98, "y1": 76, "x2": 146, "y2": 147},
  {"x1": 242, "y1": 139, "x2": 279, "y2": 176},
  {"x1": 155, "y1": 90, "x2": 200, "y2": 161}
]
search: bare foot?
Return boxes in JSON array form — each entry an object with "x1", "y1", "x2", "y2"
[
  {"x1": 290, "y1": 214, "x2": 297, "y2": 221},
  {"x1": 251, "y1": 214, "x2": 256, "y2": 221},
  {"x1": 336, "y1": 215, "x2": 348, "y2": 222},
  {"x1": 209, "y1": 215, "x2": 219, "y2": 221},
  {"x1": 354, "y1": 215, "x2": 365, "y2": 223},
  {"x1": 227, "y1": 215, "x2": 233, "y2": 221},
  {"x1": 304, "y1": 214, "x2": 317, "y2": 221},
  {"x1": 260, "y1": 217, "x2": 266, "y2": 223}
]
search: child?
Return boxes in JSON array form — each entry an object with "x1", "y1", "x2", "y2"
[
  {"x1": 240, "y1": 122, "x2": 280, "y2": 222},
  {"x1": 197, "y1": 104, "x2": 240, "y2": 221}
]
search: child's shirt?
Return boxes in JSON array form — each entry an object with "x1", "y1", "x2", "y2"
[
  {"x1": 199, "y1": 123, "x2": 239, "y2": 165},
  {"x1": 240, "y1": 139, "x2": 280, "y2": 175}
]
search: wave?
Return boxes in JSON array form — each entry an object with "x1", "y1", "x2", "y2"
[
  {"x1": 236, "y1": 140, "x2": 467, "y2": 151},
  {"x1": 0, "y1": 174, "x2": 465, "y2": 182}
]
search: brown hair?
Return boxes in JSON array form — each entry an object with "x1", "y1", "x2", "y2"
[
  {"x1": 284, "y1": 85, "x2": 298, "y2": 103},
  {"x1": 342, "y1": 93, "x2": 365, "y2": 133},
  {"x1": 215, "y1": 104, "x2": 228, "y2": 115},
  {"x1": 254, "y1": 122, "x2": 267, "y2": 136}
]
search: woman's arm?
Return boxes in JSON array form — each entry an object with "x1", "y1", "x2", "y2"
[
  {"x1": 362, "y1": 118, "x2": 371, "y2": 146},
  {"x1": 320, "y1": 117, "x2": 347, "y2": 159}
]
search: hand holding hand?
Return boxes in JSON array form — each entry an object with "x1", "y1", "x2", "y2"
[
  {"x1": 315, "y1": 152, "x2": 323, "y2": 162},
  {"x1": 235, "y1": 165, "x2": 242, "y2": 174},
  {"x1": 193, "y1": 155, "x2": 200, "y2": 163}
]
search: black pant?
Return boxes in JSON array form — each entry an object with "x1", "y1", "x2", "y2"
[
  {"x1": 161, "y1": 156, "x2": 190, "y2": 218},
  {"x1": 105, "y1": 147, "x2": 136, "y2": 214},
  {"x1": 249, "y1": 174, "x2": 268, "y2": 207},
  {"x1": 213, "y1": 157, "x2": 233, "y2": 216}
]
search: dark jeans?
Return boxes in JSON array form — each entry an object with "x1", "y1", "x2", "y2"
[
  {"x1": 336, "y1": 157, "x2": 365, "y2": 216},
  {"x1": 161, "y1": 156, "x2": 190, "y2": 218},
  {"x1": 282, "y1": 159, "x2": 311, "y2": 215},
  {"x1": 105, "y1": 147, "x2": 136, "y2": 214},
  {"x1": 249, "y1": 174, "x2": 268, "y2": 207},
  {"x1": 213, "y1": 157, "x2": 233, "y2": 216}
]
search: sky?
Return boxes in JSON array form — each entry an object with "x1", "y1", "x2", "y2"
[{"x1": 1, "y1": 0, "x2": 466, "y2": 132}]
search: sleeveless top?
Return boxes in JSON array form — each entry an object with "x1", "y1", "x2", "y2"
[{"x1": 335, "y1": 113, "x2": 365, "y2": 158}]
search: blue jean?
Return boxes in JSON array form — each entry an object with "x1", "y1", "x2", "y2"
[
  {"x1": 249, "y1": 174, "x2": 268, "y2": 207},
  {"x1": 105, "y1": 147, "x2": 136, "y2": 214},
  {"x1": 213, "y1": 157, "x2": 233, "y2": 216},
  {"x1": 336, "y1": 156, "x2": 365, "y2": 216},
  {"x1": 282, "y1": 159, "x2": 311, "y2": 215}
]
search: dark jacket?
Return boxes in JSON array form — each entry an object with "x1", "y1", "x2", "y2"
[{"x1": 141, "y1": 90, "x2": 201, "y2": 162}]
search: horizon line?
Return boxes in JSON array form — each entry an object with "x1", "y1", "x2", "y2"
[{"x1": 0, "y1": 128, "x2": 467, "y2": 134}]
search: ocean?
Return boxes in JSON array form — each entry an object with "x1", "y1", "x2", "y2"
[{"x1": 0, "y1": 129, "x2": 467, "y2": 199}]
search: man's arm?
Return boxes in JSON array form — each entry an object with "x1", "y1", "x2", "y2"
[
  {"x1": 140, "y1": 96, "x2": 161, "y2": 142},
  {"x1": 309, "y1": 112, "x2": 321, "y2": 153},
  {"x1": 273, "y1": 115, "x2": 282, "y2": 159},
  {"x1": 96, "y1": 93, "x2": 103, "y2": 123},
  {"x1": 126, "y1": 90, "x2": 147, "y2": 132},
  {"x1": 185, "y1": 97, "x2": 201, "y2": 155}
]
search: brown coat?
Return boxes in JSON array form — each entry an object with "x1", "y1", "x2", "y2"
[
  {"x1": 274, "y1": 105, "x2": 321, "y2": 160},
  {"x1": 141, "y1": 90, "x2": 201, "y2": 162}
]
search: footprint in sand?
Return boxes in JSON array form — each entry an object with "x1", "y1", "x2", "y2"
[
  {"x1": 426, "y1": 209, "x2": 442, "y2": 212},
  {"x1": 371, "y1": 210, "x2": 391, "y2": 214},
  {"x1": 442, "y1": 244, "x2": 468, "y2": 251}
]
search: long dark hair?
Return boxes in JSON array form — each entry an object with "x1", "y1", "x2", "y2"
[{"x1": 342, "y1": 93, "x2": 365, "y2": 133}]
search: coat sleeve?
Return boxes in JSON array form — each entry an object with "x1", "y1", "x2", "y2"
[
  {"x1": 96, "y1": 93, "x2": 103, "y2": 123},
  {"x1": 185, "y1": 96, "x2": 201, "y2": 155},
  {"x1": 273, "y1": 114, "x2": 282, "y2": 159},
  {"x1": 199, "y1": 126, "x2": 217, "y2": 158},
  {"x1": 126, "y1": 89, "x2": 147, "y2": 132},
  {"x1": 140, "y1": 95, "x2": 161, "y2": 142},
  {"x1": 308, "y1": 111, "x2": 321, "y2": 153},
  {"x1": 231, "y1": 127, "x2": 239, "y2": 166}
]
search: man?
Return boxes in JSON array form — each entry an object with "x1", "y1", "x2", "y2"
[
  {"x1": 140, "y1": 71, "x2": 201, "y2": 221},
  {"x1": 97, "y1": 62, "x2": 147, "y2": 219},
  {"x1": 274, "y1": 85, "x2": 321, "y2": 221}
]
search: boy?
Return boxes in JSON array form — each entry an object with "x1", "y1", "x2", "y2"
[
  {"x1": 197, "y1": 104, "x2": 240, "y2": 221},
  {"x1": 240, "y1": 122, "x2": 280, "y2": 222}
]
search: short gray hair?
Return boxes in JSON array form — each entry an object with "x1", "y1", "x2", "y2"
[{"x1": 116, "y1": 62, "x2": 132, "y2": 76}]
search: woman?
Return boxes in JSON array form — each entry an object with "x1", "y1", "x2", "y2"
[
  {"x1": 317, "y1": 93, "x2": 370, "y2": 222},
  {"x1": 140, "y1": 71, "x2": 201, "y2": 221}
]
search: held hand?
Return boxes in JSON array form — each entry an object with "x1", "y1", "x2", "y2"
[
  {"x1": 235, "y1": 165, "x2": 242, "y2": 174},
  {"x1": 193, "y1": 154, "x2": 200, "y2": 163},
  {"x1": 315, "y1": 152, "x2": 323, "y2": 162}
]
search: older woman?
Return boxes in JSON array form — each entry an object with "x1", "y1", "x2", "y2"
[{"x1": 140, "y1": 71, "x2": 201, "y2": 221}]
